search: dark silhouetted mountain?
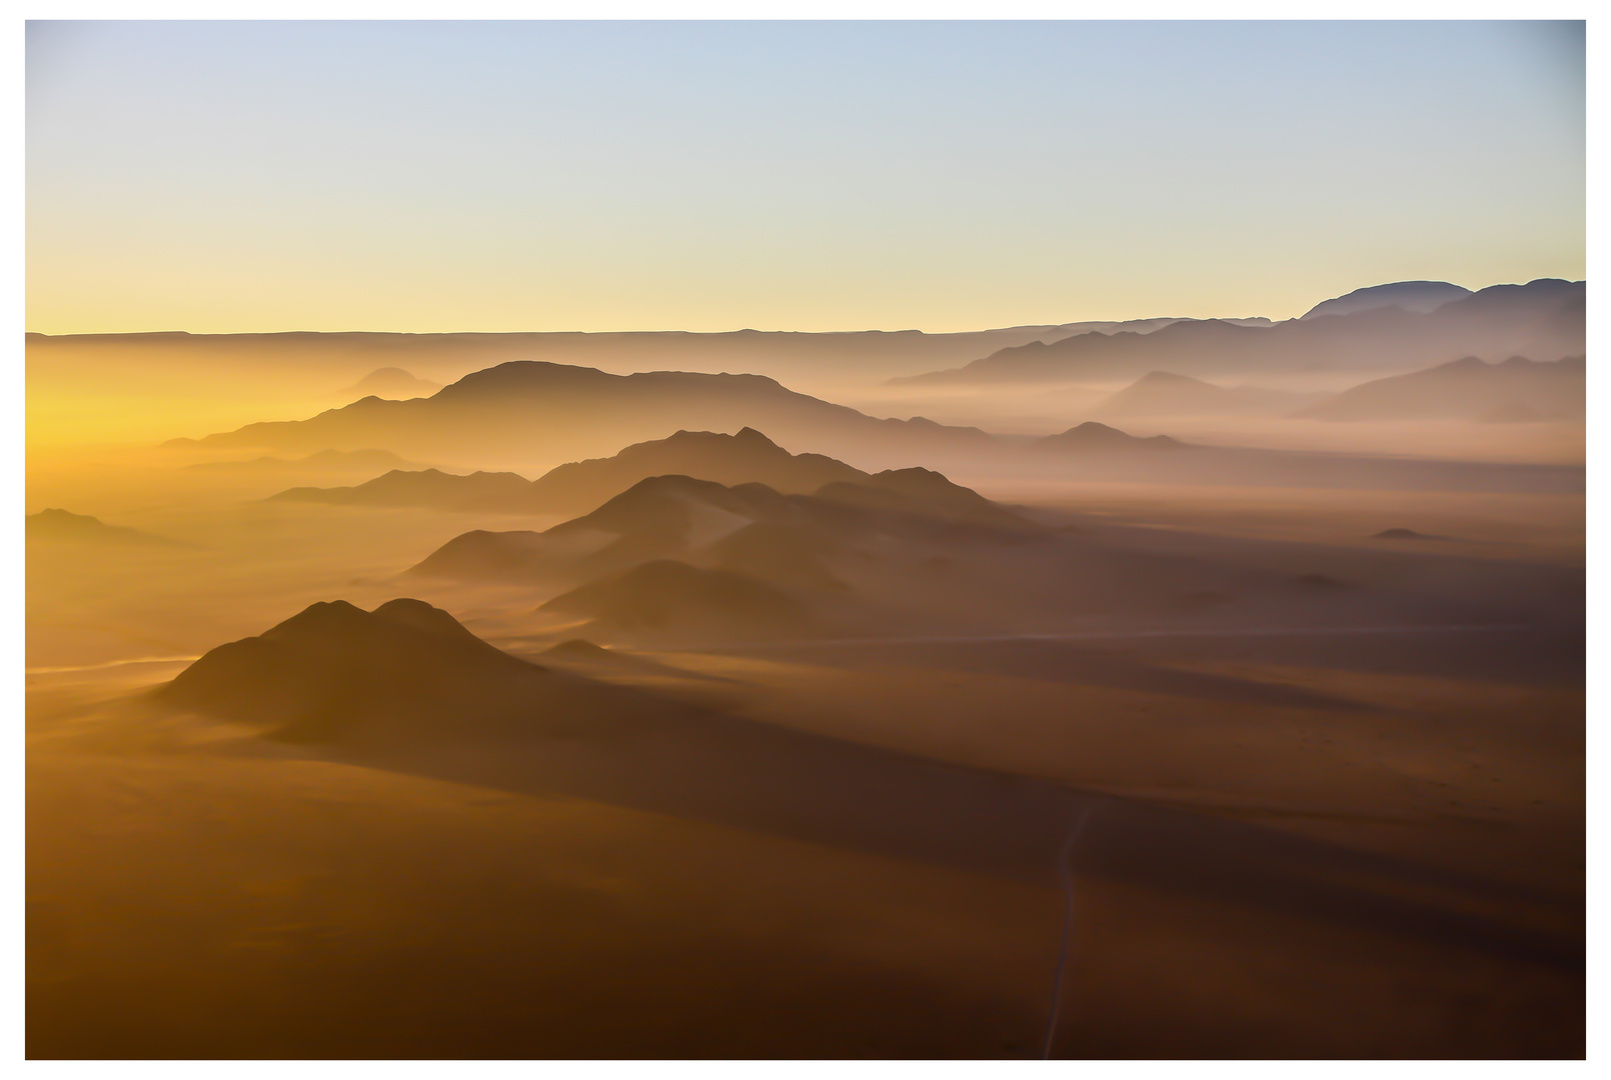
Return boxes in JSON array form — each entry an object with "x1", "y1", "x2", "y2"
[
  {"x1": 405, "y1": 473, "x2": 778, "y2": 583},
  {"x1": 410, "y1": 469, "x2": 1042, "y2": 591},
  {"x1": 814, "y1": 467, "x2": 1041, "y2": 532},
  {"x1": 155, "y1": 599, "x2": 536, "y2": 738},
  {"x1": 406, "y1": 464, "x2": 1580, "y2": 647},
  {"x1": 26, "y1": 508, "x2": 183, "y2": 546},
  {"x1": 1297, "y1": 356, "x2": 1584, "y2": 422},
  {"x1": 185, "y1": 449, "x2": 427, "y2": 473},
  {"x1": 335, "y1": 367, "x2": 442, "y2": 401},
  {"x1": 1300, "y1": 281, "x2": 1472, "y2": 320},
  {"x1": 271, "y1": 468, "x2": 536, "y2": 511},
  {"x1": 897, "y1": 279, "x2": 1584, "y2": 386},
  {"x1": 1034, "y1": 421, "x2": 1185, "y2": 452},
  {"x1": 526, "y1": 427, "x2": 871, "y2": 514},
  {"x1": 541, "y1": 560, "x2": 811, "y2": 637},
  {"x1": 170, "y1": 361, "x2": 998, "y2": 469},
  {"x1": 261, "y1": 428, "x2": 870, "y2": 516},
  {"x1": 408, "y1": 528, "x2": 556, "y2": 582},
  {"x1": 1094, "y1": 371, "x2": 1322, "y2": 419},
  {"x1": 27, "y1": 321, "x2": 1267, "y2": 415},
  {"x1": 153, "y1": 598, "x2": 676, "y2": 743}
]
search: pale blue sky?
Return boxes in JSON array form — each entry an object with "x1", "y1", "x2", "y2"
[{"x1": 26, "y1": 20, "x2": 1586, "y2": 333}]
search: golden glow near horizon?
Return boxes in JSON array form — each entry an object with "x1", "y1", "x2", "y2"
[{"x1": 27, "y1": 21, "x2": 1584, "y2": 336}]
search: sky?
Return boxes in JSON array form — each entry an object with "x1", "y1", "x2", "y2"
[{"x1": 25, "y1": 20, "x2": 1586, "y2": 334}]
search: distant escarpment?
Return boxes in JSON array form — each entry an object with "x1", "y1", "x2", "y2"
[
  {"x1": 897, "y1": 279, "x2": 1584, "y2": 385},
  {"x1": 168, "y1": 361, "x2": 995, "y2": 469}
]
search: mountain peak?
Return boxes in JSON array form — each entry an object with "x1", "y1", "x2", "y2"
[
  {"x1": 335, "y1": 367, "x2": 442, "y2": 401},
  {"x1": 1300, "y1": 281, "x2": 1472, "y2": 321},
  {"x1": 1037, "y1": 421, "x2": 1184, "y2": 451},
  {"x1": 156, "y1": 598, "x2": 539, "y2": 739}
]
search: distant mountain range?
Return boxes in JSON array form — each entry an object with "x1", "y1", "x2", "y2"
[
  {"x1": 1297, "y1": 355, "x2": 1585, "y2": 422},
  {"x1": 177, "y1": 359, "x2": 1343, "y2": 485},
  {"x1": 335, "y1": 367, "x2": 442, "y2": 402},
  {"x1": 268, "y1": 424, "x2": 1200, "y2": 519},
  {"x1": 524, "y1": 427, "x2": 874, "y2": 511},
  {"x1": 272, "y1": 468, "x2": 538, "y2": 512},
  {"x1": 397, "y1": 453, "x2": 1578, "y2": 645},
  {"x1": 26, "y1": 316, "x2": 1267, "y2": 394},
  {"x1": 1033, "y1": 420, "x2": 1186, "y2": 452},
  {"x1": 410, "y1": 467, "x2": 1042, "y2": 585},
  {"x1": 184, "y1": 448, "x2": 427, "y2": 473},
  {"x1": 1299, "y1": 281, "x2": 1473, "y2": 320},
  {"x1": 169, "y1": 361, "x2": 999, "y2": 471},
  {"x1": 407, "y1": 467, "x2": 1058, "y2": 642},
  {"x1": 261, "y1": 405, "x2": 1581, "y2": 522},
  {"x1": 26, "y1": 508, "x2": 183, "y2": 546},
  {"x1": 270, "y1": 428, "x2": 875, "y2": 515},
  {"x1": 1093, "y1": 372, "x2": 1325, "y2": 419},
  {"x1": 895, "y1": 279, "x2": 1584, "y2": 386}
]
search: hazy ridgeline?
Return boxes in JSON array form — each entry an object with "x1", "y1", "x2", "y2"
[{"x1": 27, "y1": 280, "x2": 1584, "y2": 1058}]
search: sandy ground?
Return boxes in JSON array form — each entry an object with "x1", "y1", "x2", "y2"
[{"x1": 28, "y1": 618, "x2": 1583, "y2": 1058}]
